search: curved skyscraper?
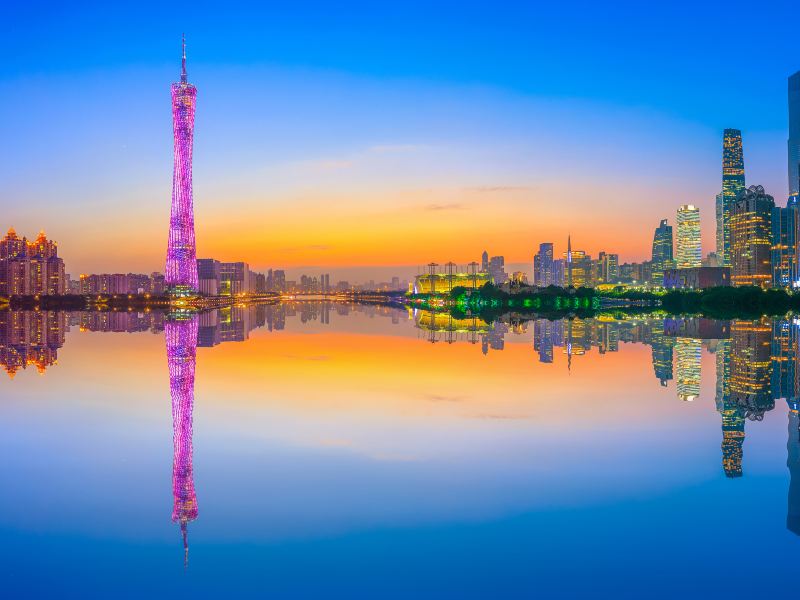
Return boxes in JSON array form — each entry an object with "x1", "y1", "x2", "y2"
[{"x1": 166, "y1": 36, "x2": 199, "y2": 295}]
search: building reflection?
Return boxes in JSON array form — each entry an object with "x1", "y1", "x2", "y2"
[
  {"x1": 4, "y1": 303, "x2": 800, "y2": 539},
  {"x1": 165, "y1": 313, "x2": 199, "y2": 566}
]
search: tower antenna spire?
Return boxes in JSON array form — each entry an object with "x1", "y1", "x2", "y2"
[{"x1": 181, "y1": 33, "x2": 187, "y2": 83}]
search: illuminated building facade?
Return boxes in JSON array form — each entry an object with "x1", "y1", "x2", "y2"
[
  {"x1": 165, "y1": 37, "x2": 199, "y2": 295},
  {"x1": 0, "y1": 310, "x2": 67, "y2": 377},
  {"x1": 166, "y1": 314, "x2": 199, "y2": 564},
  {"x1": 562, "y1": 249, "x2": 591, "y2": 287},
  {"x1": 771, "y1": 197, "x2": 799, "y2": 288},
  {"x1": 533, "y1": 243, "x2": 554, "y2": 286},
  {"x1": 720, "y1": 128, "x2": 746, "y2": 266},
  {"x1": 596, "y1": 252, "x2": 619, "y2": 284},
  {"x1": 730, "y1": 185, "x2": 774, "y2": 288},
  {"x1": 789, "y1": 71, "x2": 800, "y2": 199},
  {"x1": 676, "y1": 205, "x2": 701, "y2": 269},
  {"x1": 651, "y1": 218, "x2": 674, "y2": 285},
  {"x1": 675, "y1": 337, "x2": 701, "y2": 401},
  {"x1": 414, "y1": 269, "x2": 492, "y2": 294},
  {"x1": 0, "y1": 229, "x2": 66, "y2": 296}
]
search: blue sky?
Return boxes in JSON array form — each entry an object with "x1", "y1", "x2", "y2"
[{"x1": 1, "y1": 1, "x2": 798, "y2": 277}]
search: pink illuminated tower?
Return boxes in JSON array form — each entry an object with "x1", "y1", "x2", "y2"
[
  {"x1": 166, "y1": 315, "x2": 199, "y2": 565},
  {"x1": 165, "y1": 35, "x2": 199, "y2": 295}
]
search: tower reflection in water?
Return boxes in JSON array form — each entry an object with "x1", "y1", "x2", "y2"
[
  {"x1": 165, "y1": 313, "x2": 199, "y2": 566},
  {"x1": 3, "y1": 305, "x2": 800, "y2": 544}
]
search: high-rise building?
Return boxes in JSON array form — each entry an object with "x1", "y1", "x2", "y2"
[
  {"x1": 481, "y1": 250, "x2": 489, "y2": 272},
  {"x1": 488, "y1": 256, "x2": 507, "y2": 285},
  {"x1": 731, "y1": 185, "x2": 774, "y2": 288},
  {"x1": 552, "y1": 258, "x2": 565, "y2": 287},
  {"x1": 0, "y1": 229, "x2": 66, "y2": 296},
  {"x1": 772, "y1": 197, "x2": 800, "y2": 288},
  {"x1": 219, "y1": 262, "x2": 251, "y2": 296},
  {"x1": 676, "y1": 205, "x2": 701, "y2": 269},
  {"x1": 562, "y1": 248, "x2": 591, "y2": 287},
  {"x1": 165, "y1": 36, "x2": 199, "y2": 296},
  {"x1": 715, "y1": 192, "x2": 725, "y2": 260},
  {"x1": 597, "y1": 251, "x2": 619, "y2": 284},
  {"x1": 196, "y1": 259, "x2": 221, "y2": 296},
  {"x1": 789, "y1": 71, "x2": 800, "y2": 199},
  {"x1": 720, "y1": 129, "x2": 746, "y2": 266},
  {"x1": 651, "y1": 218, "x2": 674, "y2": 285},
  {"x1": 533, "y1": 243, "x2": 554, "y2": 286}
]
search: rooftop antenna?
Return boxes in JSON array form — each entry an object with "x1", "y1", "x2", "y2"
[{"x1": 181, "y1": 33, "x2": 187, "y2": 84}]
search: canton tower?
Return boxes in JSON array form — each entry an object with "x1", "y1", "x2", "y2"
[
  {"x1": 166, "y1": 315, "x2": 199, "y2": 565},
  {"x1": 165, "y1": 35, "x2": 199, "y2": 294}
]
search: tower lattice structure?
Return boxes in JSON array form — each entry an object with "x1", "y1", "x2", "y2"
[{"x1": 165, "y1": 35, "x2": 199, "y2": 293}]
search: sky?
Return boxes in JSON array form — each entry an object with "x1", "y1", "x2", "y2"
[{"x1": 1, "y1": 1, "x2": 799, "y2": 282}]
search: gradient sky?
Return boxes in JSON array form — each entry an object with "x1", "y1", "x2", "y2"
[{"x1": 1, "y1": 1, "x2": 799, "y2": 282}]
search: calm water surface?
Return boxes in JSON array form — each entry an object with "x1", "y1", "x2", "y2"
[{"x1": 1, "y1": 303, "x2": 798, "y2": 598}]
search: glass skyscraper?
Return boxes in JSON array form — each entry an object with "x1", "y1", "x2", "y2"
[
  {"x1": 771, "y1": 197, "x2": 799, "y2": 288},
  {"x1": 676, "y1": 205, "x2": 701, "y2": 269},
  {"x1": 789, "y1": 71, "x2": 800, "y2": 198},
  {"x1": 731, "y1": 185, "x2": 774, "y2": 288},
  {"x1": 533, "y1": 243, "x2": 554, "y2": 287},
  {"x1": 720, "y1": 129, "x2": 746, "y2": 266},
  {"x1": 651, "y1": 218, "x2": 673, "y2": 285}
]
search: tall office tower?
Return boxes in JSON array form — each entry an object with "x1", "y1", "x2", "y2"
[
  {"x1": 771, "y1": 197, "x2": 800, "y2": 288},
  {"x1": 720, "y1": 129, "x2": 746, "y2": 266},
  {"x1": 651, "y1": 218, "x2": 674, "y2": 285},
  {"x1": 562, "y1": 249, "x2": 590, "y2": 287},
  {"x1": 166, "y1": 314, "x2": 199, "y2": 565},
  {"x1": 533, "y1": 243, "x2": 554, "y2": 286},
  {"x1": 715, "y1": 192, "x2": 725, "y2": 258},
  {"x1": 488, "y1": 256, "x2": 507, "y2": 284},
  {"x1": 196, "y1": 258, "x2": 221, "y2": 296},
  {"x1": 675, "y1": 337, "x2": 701, "y2": 401},
  {"x1": 789, "y1": 71, "x2": 800, "y2": 198},
  {"x1": 731, "y1": 185, "x2": 775, "y2": 288},
  {"x1": 481, "y1": 250, "x2": 489, "y2": 272},
  {"x1": 165, "y1": 36, "x2": 199, "y2": 295},
  {"x1": 552, "y1": 258, "x2": 565, "y2": 287},
  {"x1": 676, "y1": 205, "x2": 701, "y2": 269},
  {"x1": 788, "y1": 404, "x2": 800, "y2": 535}
]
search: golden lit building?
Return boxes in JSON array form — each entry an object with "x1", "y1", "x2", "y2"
[
  {"x1": 730, "y1": 185, "x2": 774, "y2": 288},
  {"x1": 414, "y1": 271, "x2": 492, "y2": 294}
]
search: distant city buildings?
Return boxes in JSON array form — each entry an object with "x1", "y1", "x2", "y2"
[
  {"x1": 731, "y1": 185, "x2": 775, "y2": 288},
  {"x1": 0, "y1": 229, "x2": 66, "y2": 296},
  {"x1": 676, "y1": 205, "x2": 702, "y2": 269}
]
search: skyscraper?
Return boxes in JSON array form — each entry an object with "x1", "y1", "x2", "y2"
[
  {"x1": 533, "y1": 243, "x2": 554, "y2": 287},
  {"x1": 676, "y1": 205, "x2": 701, "y2": 269},
  {"x1": 675, "y1": 337, "x2": 701, "y2": 401},
  {"x1": 771, "y1": 197, "x2": 799, "y2": 288},
  {"x1": 165, "y1": 36, "x2": 199, "y2": 295},
  {"x1": 651, "y1": 218, "x2": 673, "y2": 285},
  {"x1": 481, "y1": 250, "x2": 489, "y2": 272},
  {"x1": 789, "y1": 71, "x2": 800, "y2": 198},
  {"x1": 720, "y1": 129, "x2": 746, "y2": 266},
  {"x1": 731, "y1": 185, "x2": 774, "y2": 288}
]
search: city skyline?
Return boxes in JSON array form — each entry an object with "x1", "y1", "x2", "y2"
[{"x1": 2, "y1": 4, "x2": 799, "y2": 280}]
